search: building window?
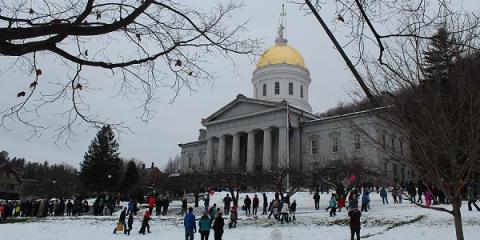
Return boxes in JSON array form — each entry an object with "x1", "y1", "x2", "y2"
[
  {"x1": 391, "y1": 137, "x2": 396, "y2": 153},
  {"x1": 300, "y1": 85, "x2": 304, "y2": 98},
  {"x1": 188, "y1": 156, "x2": 193, "y2": 169},
  {"x1": 353, "y1": 133, "x2": 361, "y2": 150},
  {"x1": 399, "y1": 139, "x2": 404, "y2": 156},
  {"x1": 381, "y1": 131, "x2": 386, "y2": 148},
  {"x1": 289, "y1": 82, "x2": 293, "y2": 95},
  {"x1": 274, "y1": 82, "x2": 280, "y2": 94},
  {"x1": 332, "y1": 135, "x2": 339, "y2": 153},
  {"x1": 199, "y1": 151, "x2": 205, "y2": 169},
  {"x1": 311, "y1": 138, "x2": 319, "y2": 155},
  {"x1": 262, "y1": 83, "x2": 267, "y2": 96}
]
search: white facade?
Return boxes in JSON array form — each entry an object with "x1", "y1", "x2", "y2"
[
  {"x1": 177, "y1": 15, "x2": 412, "y2": 184},
  {"x1": 252, "y1": 64, "x2": 312, "y2": 112}
]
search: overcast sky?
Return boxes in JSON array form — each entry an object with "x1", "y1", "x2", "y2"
[{"x1": 4, "y1": 1, "x2": 474, "y2": 169}]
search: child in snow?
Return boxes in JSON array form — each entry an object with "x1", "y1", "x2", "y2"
[
  {"x1": 337, "y1": 196, "x2": 346, "y2": 212},
  {"x1": 280, "y1": 202, "x2": 290, "y2": 224},
  {"x1": 348, "y1": 207, "x2": 362, "y2": 240},
  {"x1": 125, "y1": 212, "x2": 134, "y2": 235},
  {"x1": 425, "y1": 190, "x2": 433, "y2": 208},
  {"x1": 329, "y1": 194, "x2": 337, "y2": 217},
  {"x1": 138, "y1": 210, "x2": 151, "y2": 234},
  {"x1": 361, "y1": 192, "x2": 370, "y2": 212},
  {"x1": 229, "y1": 206, "x2": 238, "y2": 228}
]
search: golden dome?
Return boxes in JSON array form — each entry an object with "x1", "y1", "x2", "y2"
[{"x1": 256, "y1": 44, "x2": 305, "y2": 68}]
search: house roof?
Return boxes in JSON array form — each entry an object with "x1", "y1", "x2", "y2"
[
  {"x1": 0, "y1": 164, "x2": 22, "y2": 183},
  {"x1": 201, "y1": 94, "x2": 318, "y2": 126},
  {"x1": 303, "y1": 106, "x2": 390, "y2": 125}
]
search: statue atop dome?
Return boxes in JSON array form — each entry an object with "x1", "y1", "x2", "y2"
[{"x1": 275, "y1": 4, "x2": 288, "y2": 45}]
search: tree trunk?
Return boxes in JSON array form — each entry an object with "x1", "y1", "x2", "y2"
[
  {"x1": 230, "y1": 189, "x2": 238, "y2": 207},
  {"x1": 194, "y1": 192, "x2": 199, "y2": 207},
  {"x1": 451, "y1": 197, "x2": 464, "y2": 240}
]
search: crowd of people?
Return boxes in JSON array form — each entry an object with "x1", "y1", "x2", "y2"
[{"x1": 1, "y1": 181, "x2": 479, "y2": 240}]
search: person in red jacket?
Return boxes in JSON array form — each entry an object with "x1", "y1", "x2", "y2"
[
  {"x1": 252, "y1": 194, "x2": 259, "y2": 215},
  {"x1": 148, "y1": 195, "x2": 155, "y2": 214},
  {"x1": 337, "y1": 196, "x2": 346, "y2": 212}
]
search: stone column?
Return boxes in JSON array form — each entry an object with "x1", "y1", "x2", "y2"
[
  {"x1": 278, "y1": 126, "x2": 287, "y2": 169},
  {"x1": 205, "y1": 137, "x2": 214, "y2": 171},
  {"x1": 262, "y1": 128, "x2": 272, "y2": 171},
  {"x1": 231, "y1": 133, "x2": 241, "y2": 170},
  {"x1": 217, "y1": 135, "x2": 226, "y2": 170},
  {"x1": 246, "y1": 130, "x2": 256, "y2": 172}
]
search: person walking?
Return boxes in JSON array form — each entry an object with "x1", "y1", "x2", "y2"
[
  {"x1": 125, "y1": 212, "x2": 134, "y2": 235},
  {"x1": 148, "y1": 195, "x2": 155, "y2": 215},
  {"x1": 329, "y1": 194, "x2": 337, "y2": 217},
  {"x1": 425, "y1": 190, "x2": 433, "y2": 208},
  {"x1": 280, "y1": 202, "x2": 289, "y2": 224},
  {"x1": 181, "y1": 198, "x2": 188, "y2": 216},
  {"x1": 243, "y1": 195, "x2": 251, "y2": 216},
  {"x1": 467, "y1": 186, "x2": 480, "y2": 211},
  {"x1": 361, "y1": 192, "x2": 370, "y2": 212},
  {"x1": 313, "y1": 191, "x2": 320, "y2": 210},
  {"x1": 113, "y1": 207, "x2": 127, "y2": 234},
  {"x1": 337, "y1": 196, "x2": 346, "y2": 212},
  {"x1": 212, "y1": 212, "x2": 225, "y2": 240},
  {"x1": 289, "y1": 200, "x2": 297, "y2": 221},
  {"x1": 163, "y1": 197, "x2": 170, "y2": 216},
  {"x1": 204, "y1": 195, "x2": 210, "y2": 213},
  {"x1": 252, "y1": 194, "x2": 259, "y2": 215},
  {"x1": 138, "y1": 210, "x2": 152, "y2": 235},
  {"x1": 184, "y1": 207, "x2": 196, "y2": 240},
  {"x1": 380, "y1": 187, "x2": 389, "y2": 204},
  {"x1": 198, "y1": 211, "x2": 211, "y2": 240},
  {"x1": 348, "y1": 207, "x2": 362, "y2": 240},
  {"x1": 223, "y1": 194, "x2": 232, "y2": 215},
  {"x1": 262, "y1": 193, "x2": 268, "y2": 215},
  {"x1": 228, "y1": 206, "x2": 237, "y2": 229}
]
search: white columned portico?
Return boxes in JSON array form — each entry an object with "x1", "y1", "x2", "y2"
[
  {"x1": 206, "y1": 137, "x2": 214, "y2": 171},
  {"x1": 246, "y1": 130, "x2": 256, "y2": 172},
  {"x1": 231, "y1": 133, "x2": 241, "y2": 170},
  {"x1": 278, "y1": 126, "x2": 287, "y2": 169},
  {"x1": 262, "y1": 128, "x2": 272, "y2": 171},
  {"x1": 217, "y1": 135, "x2": 226, "y2": 170}
]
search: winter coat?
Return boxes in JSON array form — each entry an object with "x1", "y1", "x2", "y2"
[
  {"x1": 148, "y1": 196, "x2": 155, "y2": 208},
  {"x1": 198, "y1": 216, "x2": 211, "y2": 232},
  {"x1": 425, "y1": 191, "x2": 433, "y2": 201},
  {"x1": 182, "y1": 199, "x2": 188, "y2": 209},
  {"x1": 329, "y1": 198, "x2": 337, "y2": 208},
  {"x1": 338, "y1": 198, "x2": 345, "y2": 208},
  {"x1": 263, "y1": 194, "x2": 268, "y2": 207},
  {"x1": 290, "y1": 201, "x2": 297, "y2": 212},
  {"x1": 361, "y1": 194, "x2": 370, "y2": 204},
  {"x1": 467, "y1": 188, "x2": 476, "y2": 201},
  {"x1": 313, "y1": 193, "x2": 320, "y2": 201},
  {"x1": 348, "y1": 208, "x2": 361, "y2": 230},
  {"x1": 380, "y1": 188, "x2": 387, "y2": 198},
  {"x1": 119, "y1": 210, "x2": 126, "y2": 222},
  {"x1": 204, "y1": 197, "x2": 210, "y2": 207},
  {"x1": 230, "y1": 207, "x2": 238, "y2": 220},
  {"x1": 223, "y1": 196, "x2": 232, "y2": 207},
  {"x1": 244, "y1": 197, "x2": 251, "y2": 207},
  {"x1": 212, "y1": 216, "x2": 225, "y2": 233},
  {"x1": 280, "y1": 204, "x2": 289, "y2": 214},
  {"x1": 253, "y1": 197, "x2": 259, "y2": 208},
  {"x1": 184, "y1": 212, "x2": 196, "y2": 231},
  {"x1": 127, "y1": 215, "x2": 134, "y2": 227}
]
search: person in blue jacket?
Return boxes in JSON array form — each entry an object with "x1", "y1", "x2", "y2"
[{"x1": 184, "y1": 207, "x2": 196, "y2": 240}]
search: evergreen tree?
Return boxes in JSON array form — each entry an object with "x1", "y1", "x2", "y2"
[
  {"x1": 422, "y1": 27, "x2": 462, "y2": 97},
  {"x1": 119, "y1": 160, "x2": 139, "y2": 192},
  {"x1": 80, "y1": 125, "x2": 121, "y2": 192}
]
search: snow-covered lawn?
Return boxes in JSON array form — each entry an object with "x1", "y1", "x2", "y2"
[{"x1": 1, "y1": 192, "x2": 479, "y2": 240}]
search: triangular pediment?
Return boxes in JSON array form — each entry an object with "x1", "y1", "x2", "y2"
[{"x1": 202, "y1": 94, "x2": 280, "y2": 125}]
